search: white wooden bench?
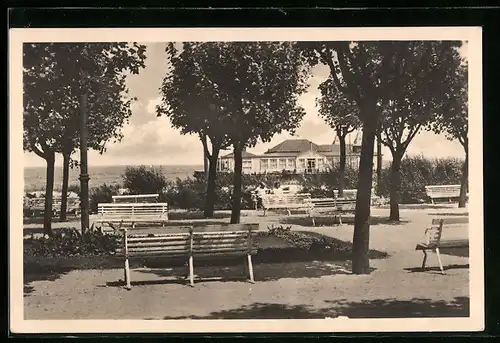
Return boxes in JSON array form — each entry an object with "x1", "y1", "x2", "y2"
[
  {"x1": 261, "y1": 193, "x2": 314, "y2": 217},
  {"x1": 112, "y1": 194, "x2": 160, "y2": 203},
  {"x1": 309, "y1": 197, "x2": 357, "y2": 225},
  {"x1": 93, "y1": 202, "x2": 169, "y2": 232},
  {"x1": 424, "y1": 185, "x2": 462, "y2": 204},
  {"x1": 115, "y1": 223, "x2": 259, "y2": 289},
  {"x1": 415, "y1": 217, "x2": 469, "y2": 274}
]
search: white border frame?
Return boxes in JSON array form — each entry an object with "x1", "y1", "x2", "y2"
[{"x1": 10, "y1": 27, "x2": 484, "y2": 333}]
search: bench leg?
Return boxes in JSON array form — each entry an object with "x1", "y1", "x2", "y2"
[
  {"x1": 188, "y1": 255, "x2": 194, "y2": 287},
  {"x1": 287, "y1": 209, "x2": 291, "y2": 216},
  {"x1": 435, "y1": 248, "x2": 445, "y2": 274},
  {"x1": 338, "y1": 214, "x2": 343, "y2": 225},
  {"x1": 247, "y1": 254, "x2": 255, "y2": 283},
  {"x1": 124, "y1": 258, "x2": 131, "y2": 290},
  {"x1": 421, "y1": 250, "x2": 428, "y2": 269},
  {"x1": 243, "y1": 256, "x2": 249, "y2": 278},
  {"x1": 311, "y1": 216, "x2": 316, "y2": 226}
]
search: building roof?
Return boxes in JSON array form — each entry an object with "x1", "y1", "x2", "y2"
[
  {"x1": 265, "y1": 139, "x2": 320, "y2": 154},
  {"x1": 221, "y1": 150, "x2": 259, "y2": 159},
  {"x1": 264, "y1": 139, "x2": 359, "y2": 157}
]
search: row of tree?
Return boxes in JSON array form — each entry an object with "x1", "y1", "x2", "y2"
[
  {"x1": 23, "y1": 43, "x2": 147, "y2": 234},
  {"x1": 158, "y1": 41, "x2": 468, "y2": 274},
  {"x1": 23, "y1": 41, "x2": 467, "y2": 275}
]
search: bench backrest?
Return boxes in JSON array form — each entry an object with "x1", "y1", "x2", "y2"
[
  {"x1": 426, "y1": 217, "x2": 469, "y2": 246},
  {"x1": 425, "y1": 185, "x2": 461, "y2": 198},
  {"x1": 261, "y1": 193, "x2": 312, "y2": 207},
  {"x1": 98, "y1": 202, "x2": 169, "y2": 217},
  {"x1": 112, "y1": 194, "x2": 160, "y2": 203},
  {"x1": 117, "y1": 223, "x2": 259, "y2": 258}
]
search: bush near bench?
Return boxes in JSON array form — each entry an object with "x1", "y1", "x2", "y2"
[{"x1": 84, "y1": 156, "x2": 463, "y2": 212}]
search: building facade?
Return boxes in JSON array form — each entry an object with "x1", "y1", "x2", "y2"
[{"x1": 217, "y1": 139, "x2": 371, "y2": 174}]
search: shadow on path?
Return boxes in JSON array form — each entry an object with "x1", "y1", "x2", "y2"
[
  {"x1": 404, "y1": 264, "x2": 469, "y2": 274},
  {"x1": 160, "y1": 296, "x2": 469, "y2": 319},
  {"x1": 279, "y1": 215, "x2": 409, "y2": 227}
]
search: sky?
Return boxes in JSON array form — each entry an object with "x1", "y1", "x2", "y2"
[{"x1": 23, "y1": 42, "x2": 467, "y2": 167}]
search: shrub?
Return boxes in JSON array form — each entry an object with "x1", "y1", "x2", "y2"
[
  {"x1": 68, "y1": 184, "x2": 81, "y2": 196},
  {"x1": 122, "y1": 165, "x2": 168, "y2": 195},
  {"x1": 300, "y1": 165, "x2": 359, "y2": 197},
  {"x1": 24, "y1": 228, "x2": 120, "y2": 258},
  {"x1": 266, "y1": 225, "x2": 331, "y2": 250},
  {"x1": 379, "y1": 155, "x2": 464, "y2": 203},
  {"x1": 89, "y1": 183, "x2": 120, "y2": 213}
]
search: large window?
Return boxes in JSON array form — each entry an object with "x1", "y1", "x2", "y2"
[
  {"x1": 279, "y1": 158, "x2": 286, "y2": 170},
  {"x1": 260, "y1": 159, "x2": 268, "y2": 171},
  {"x1": 270, "y1": 159, "x2": 278, "y2": 170},
  {"x1": 243, "y1": 160, "x2": 252, "y2": 172},
  {"x1": 287, "y1": 158, "x2": 295, "y2": 169},
  {"x1": 298, "y1": 158, "x2": 306, "y2": 170}
]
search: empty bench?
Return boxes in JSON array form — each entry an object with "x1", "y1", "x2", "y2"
[
  {"x1": 93, "y1": 202, "x2": 169, "y2": 232},
  {"x1": 415, "y1": 217, "x2": 469, "y2": 274},
  {"x1": 309, "y1": 197, "x2": 357, "y2": 225},
  {"x1": 112, "y1": 193, "x2": 160, "y2": 203},
  {"x1": 261, "y1": 193, "x2": 314, "y2": 217},
  {"x1": 115, "y1": 223, "x2": 259, "y2": 289},
  {"x1": 424, "y1": 185, "x2": 462, "y2": 204}
]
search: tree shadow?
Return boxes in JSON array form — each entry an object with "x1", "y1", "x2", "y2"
[
  {"x1": 404, "y1": 264, "x2": 470, "y2": 274},
  {"x1": 23, "y1": 262, "x2": 76, "y2": 296},
  {"x1": 278, "y1": 215, "x2": 409, "y2": 227},
  {"x1": 161, "y1": 296, "x2": 469, "y2": 319},
  {"x1": 129, "y1": 259, "x2": 355, "y2": 287}
]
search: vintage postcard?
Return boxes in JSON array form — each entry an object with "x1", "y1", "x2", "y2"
[{"x1": 10, "y1": 27, "x2": 483, "y2": 333}]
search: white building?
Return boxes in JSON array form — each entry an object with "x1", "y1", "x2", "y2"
[{"x1": 217, "y1": 139, "x2": 372, "y2": 174}]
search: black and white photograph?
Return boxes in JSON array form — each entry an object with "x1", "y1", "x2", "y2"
[{"x1": 9, "y1": 27, "x2": 483, "y2": 333}]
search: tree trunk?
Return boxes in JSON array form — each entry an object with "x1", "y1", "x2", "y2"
[
  {"x1": 203, "y1": 149, "x2": 209, "y2": 179},
  {"x1": 44, "y1": 151, "x2": 56, "y2": 236},
  {"x1": 376, "y1": 133, "x2": 383, "y2": 196},
  {"x1": 352, "y1": 119, "x2": 377, "y2": 275},
  {"x1": 458, "y1": 148, "x2": 468, "y2": 208},
  {"x1": 204, "y1": 151, "x2": 219, "y2": 218},
  {"x1": 230, "y1": 144, "x2": 243, "y2": 224},
  {"x1": 59, "y1": 152, "x2": 70, "y2": 221},
  {"x1": 338, "y1": 132, "x2": 346, "y2": 197},
  {"x1": 389, "y1": 154, "x2": 402, "y2": 221}
]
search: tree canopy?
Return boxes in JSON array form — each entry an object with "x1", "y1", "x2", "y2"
[{"x1": 23, "y1": 42, "x2": 147, "y2": 158}]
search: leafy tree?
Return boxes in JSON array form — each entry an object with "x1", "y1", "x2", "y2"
[
  {"x1": 122, "y1": 166, "x2": 168, "y2": 195},
  {"x1": 172, "y1": 42, "x2": 310, "y2": 223},
  {"x1": 378, "y1": 41, "x2": 463, "y2": 220},
  {"x1": 300, "y1": 41, "x2": 462, "y2": 274},
  {"x1": 430, "y1": 61, "x2": 468, "y2": 207},
  {"x1": 316, "y1": 77, "x2": 361, "y2": 196},
  {"x1": 23, "y1": 43, "x2": 146, "y2": 233},
  {"x1": 157, "y1": 42, "x2": 231, "y2": 218}
]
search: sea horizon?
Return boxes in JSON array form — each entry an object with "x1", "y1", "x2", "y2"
[{"x1": 24, "y1": 164, "x2": 204, "y2": 192}]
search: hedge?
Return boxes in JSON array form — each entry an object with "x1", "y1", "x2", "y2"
[{"x1": 86, "y1": 156, "x2": 464, "y2": 211}]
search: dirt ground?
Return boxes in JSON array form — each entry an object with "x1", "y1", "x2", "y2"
[{"x1": 23, "y1": 204, "x2": 470, "y2": 319}]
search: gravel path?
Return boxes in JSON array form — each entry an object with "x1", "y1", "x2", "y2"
[{"x1": 24, "y1": 204, "x2": 470, "y2": 319}]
